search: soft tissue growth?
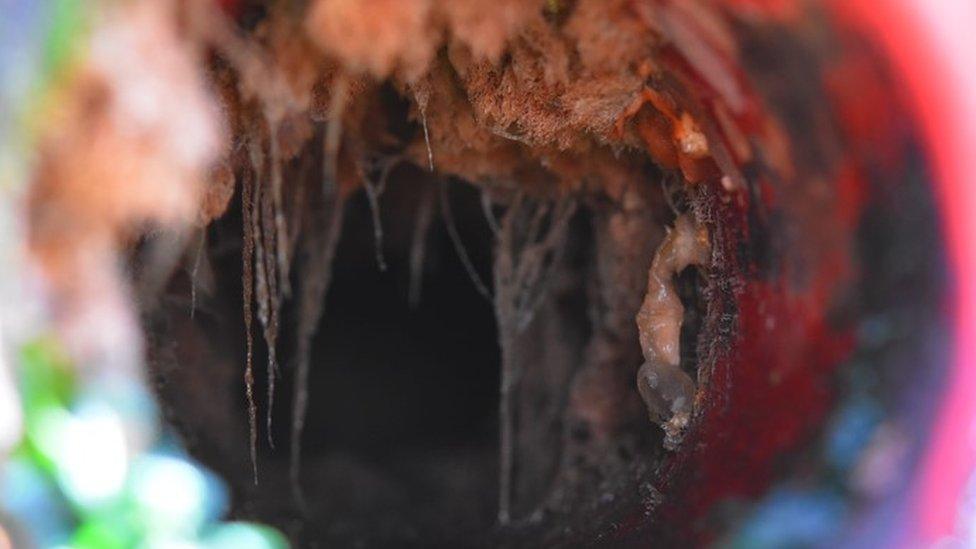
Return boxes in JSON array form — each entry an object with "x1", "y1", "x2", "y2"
[{"x1": 636, "y1": 213, "x2": 710, "y2": 449}]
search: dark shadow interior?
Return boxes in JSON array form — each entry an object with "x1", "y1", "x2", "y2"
[
  {"x1": 219, "y1": 174, "x2": 510, "y2": 543},
  {"x1": 281, "y1": 177, "x2": 504, "y2": 539},
  {"x1": 282, "y1": 177, "x2": 501, "y2": 458},
  {"x1": 147, "y1": 162, "x2": 680, "y2": 545}
]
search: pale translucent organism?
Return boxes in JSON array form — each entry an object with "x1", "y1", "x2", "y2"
[{"x1": 635, "y1": 213, "x2": 709, "y2": 449}]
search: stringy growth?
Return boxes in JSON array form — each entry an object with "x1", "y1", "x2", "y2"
[
  {"x1": 492, "y1": 193, "x2": 576, "y2": 524},
  {"x1": 290, "y1": 127, "x2": 350, "y2": 506},
  {"x1": 171, "y1": 0, "x2": 754, "y2": 514},
  {"x1": 408, "y1": 182, "x2": 436, "y2": 307},
  {"x1": 241, "y1": 152, "x2": 259, "y2": 484}
]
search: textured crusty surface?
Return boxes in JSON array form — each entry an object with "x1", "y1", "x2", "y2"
[{"x1": 27, "y1": 0, "x2": 799, "y2": 544}]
